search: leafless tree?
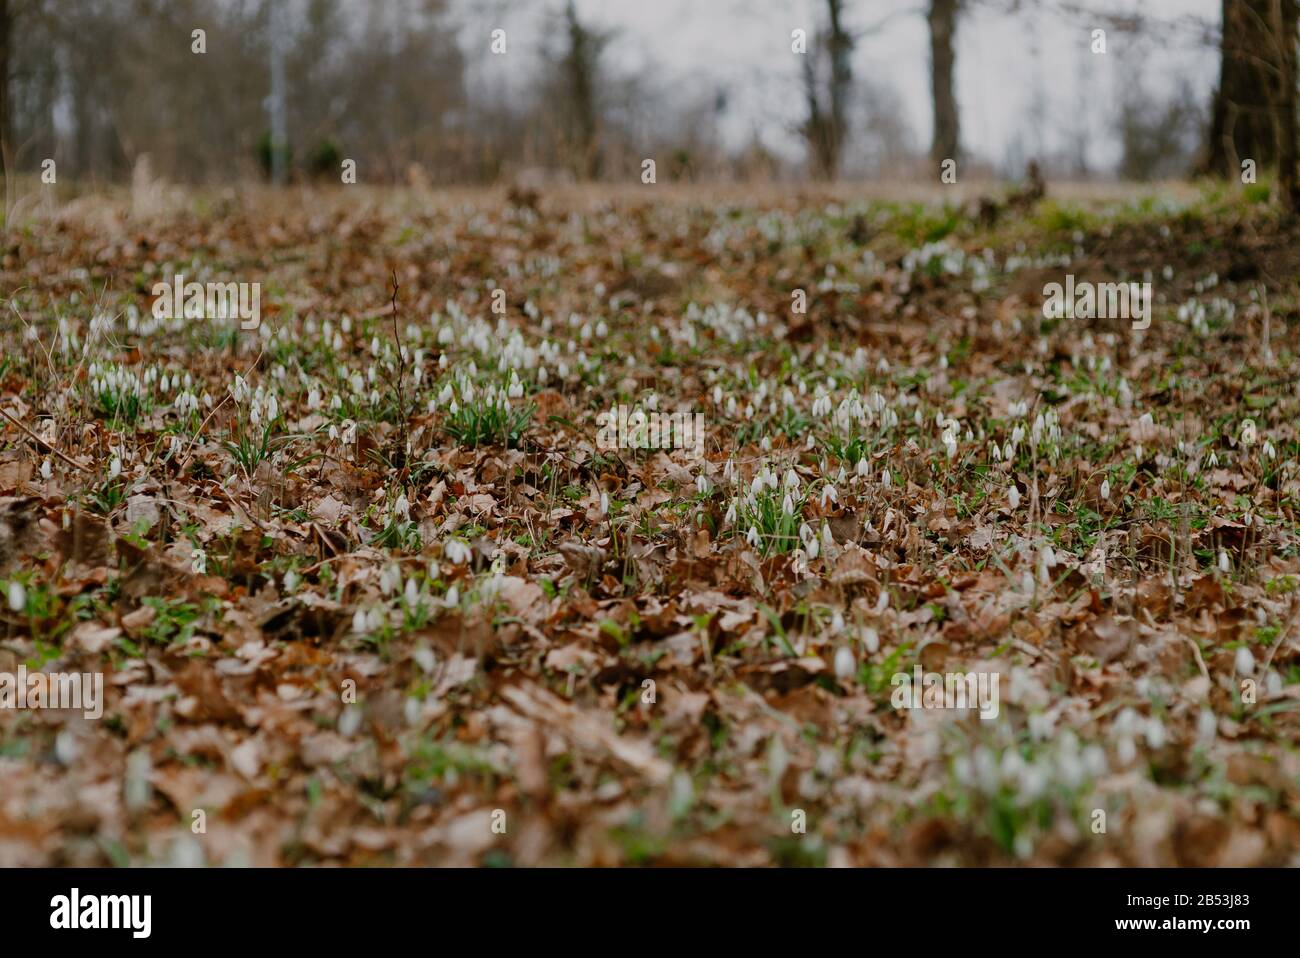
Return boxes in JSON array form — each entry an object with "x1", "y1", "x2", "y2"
[{"x1": 928, "y1": 0, "x2": 960, "y2": 173}]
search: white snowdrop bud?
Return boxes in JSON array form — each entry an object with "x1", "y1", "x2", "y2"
[
  {"x1": 40, "y1": 459, "x2": 52, "y2": 480},
  {"x1": 599, "y1": 491, "x2": 609, "y2": 515},
  {"x1": 444, "y1": 539, "x2": 472, "y2": 565},
  {"x1": 834, "y1": 646, "x2": 856, "y2": 681},
  {"x1": 880, "y1": 468, "x2": 891, "y2": 488},
  {"x1": 351, "y1": 608, "x2": 368, "y2": 633},
  {"x1": 862, "y1": 627, "x2": 879, "y2": 653},
  {"x1": 1100, "y1": 478, "x2": 1110, "y2": 501},
  {"x1": 1218, "y1": 550, "x2": 1230, "y2": 573},
  {"x1": 1234, "y1": 645, "x2": 1256, "y2": 675},
  {"x1": 1008, "y1": 485, "x2": 1020, "y2": 510},
  {"x1": 1144, "y1": 717, "x2": 1165, "y2": 749},
  {"x1": 445, "y1": 585, "x2": 460, "y2": 606},
  {"x1": 7, "y1": 580, "x2": 26, "y2": 612},
  {"x1": 1196, "y1": 708, "x2": 1217, "y2": 744},
  {"x1": 855, "y1": 458, "x2": 869, "y2": 477}
]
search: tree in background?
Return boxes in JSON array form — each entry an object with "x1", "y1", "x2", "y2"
[
  {"x1": 801, "y1": 0, "x2": 854, "y2": 180},
  {"x1": 561, "y1": 0, "x2": 604, "y2": 180},
  {"x1": 1204, "y1": 0, "x2": 1298, "y2": 211},
  {"x1": 928, "y1": 0, "x2": 960, "y2": 174}
]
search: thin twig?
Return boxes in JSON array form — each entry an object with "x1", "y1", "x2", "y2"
[{"x1": 0, "y1": 404, "x2": 91, "y2": 473}]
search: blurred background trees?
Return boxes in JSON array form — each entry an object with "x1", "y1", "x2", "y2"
[{"x1": 0, "y1": 0, "x2": 1295, "y2": 201}]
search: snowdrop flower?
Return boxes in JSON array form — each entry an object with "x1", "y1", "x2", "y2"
[
  {"x1": 880, "y1": 468, "x2": 891, "y2": 488},
  {"x1": 444, "y1": 539, "x2": 472, "y2": 565},
  {"x1": 109, "y1": 457, "x2": 122, "y2": 480},
  {"x1": 862, "y1": 627, "x2": 879, "y2": 654},
  {"x1": 819, "y1": 484, "x2": 838, "y2": 508},
  {"x1": 820, "y1": 522, "x2": 833, "y2": 549},
  {"x1": 1234, "y1": 645, "x2": 1256, "y2": 675},
  {"x1": 404, "y1": 577, "x2": 420, "y2": 606},
  {"x1": 7, "y1": 580, "x2": 25, "y2": 612},
  {"x1": 855, "y1": 458, "x2": 869, "y2": 478},
  {"x1": 1145, "y1": 717, "x2": 1166, "y2": 749},
  {"x1": 784, "y1": 468, "x2": 800, "y2": 490},
  {"x1": 445, "y1": 585, "x2": 460, "y2": 606},
  {"x1": 696, "y1": 474, "x2": 710, "y2": 495},
  {"x1": 1196, "y1": 708, "x2": 1218, "y2": 745},
  {"x1": 746, "y1": 526, "x2": 761, "y2": 547},
  {"x1": 782, "y1": 493, "x2": 794, "y2": 516},
  {"x1": 1218, "y1": 550, "x2": 1230, "y2": 574},
  {"x1": 599, "y1": 491, "x2": 609, "y2": 516},
  {"x1": 1099, "y1": 478, "x2": 1110, "y2": 501},
  {"x1": 351, "y1": 608, "x2": 368, "y2": 634},
  {"x1": 724, "y1": 500, "x2": 737, "y2": 523},
  {"x1": 284, "y1": 569, "x2": 300, "y2": 593},
  {"x1": 1008, "y1": 484, "x2": 1020, "y2": 510},
  {"x1": 834, "y1": 646, "x2": 856, "y2": 680},
  {"x1": 1262, "y1": 439, "x2": 1276, "y2": 460},
  {"x1": 393, "y1": 493, "x2": 411, "y2": 521},
  {"x1": 40, "y1": 459, "x2": 52, "y2": 480}
]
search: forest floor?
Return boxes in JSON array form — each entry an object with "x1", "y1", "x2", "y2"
[{"x1": 1, "y1": 179, "x2": 1299, "y2": 866}]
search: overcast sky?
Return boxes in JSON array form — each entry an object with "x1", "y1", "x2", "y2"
[{"x1": 461, "y1": 0, "x2": 1222, "y2": 173}]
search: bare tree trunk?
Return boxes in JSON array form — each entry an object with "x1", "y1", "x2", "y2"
[
  {"x1": 826, "y1": 0, "x2": 851, "y2": 180},
  {"x1": 1271, "y1": 0, "x2": 1298, "y2": 211},
  {"x1": 0, "y1": 0, "x2": 9, "y2": 164},
  {"x1": 564, "y1": 0, "x2": 600, "y2": 180},
  {"x1": 803, "y1": 0, "x2": 852, "y2": 180},
  {"x1": 1205, "y1": 0, "x2": 1277, "y2": 175},
  {"x1": 268, "y1": 0, "x2": 288, "y2": 185},
  {"x1": 928, "y1": 0, "x2": 960, "y2": 172},
  {"x1": 802, "y1": 49, "x2": 831, "y2": 180}
]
